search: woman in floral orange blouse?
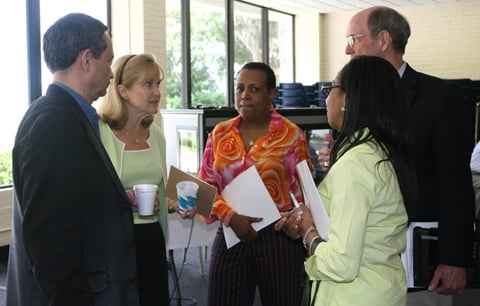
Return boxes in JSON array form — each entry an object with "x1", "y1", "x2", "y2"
[{"x1": 198, "y1": 62, "x2": 313, "y2": 306}]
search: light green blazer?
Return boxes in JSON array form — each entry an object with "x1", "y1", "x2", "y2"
[{"x1": 99, "y1": 120, "x2": 169, "y2": 241}]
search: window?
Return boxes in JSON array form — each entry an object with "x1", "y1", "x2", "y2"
[
  {"x1": 0, "y1": 0, "x2": 107, "y2": 186},
  {"x1": 165, "y1": 0, "x2": 183, "y2": 109},
  {"x1": 190, "y1": 0, "x2": 227, "y2": 108},
  {"x1": 268, "y1": 10, "x2": 294, "y2": 83},
  {"x1": 165, "y1": 0, "x2": 294, "y2": 109},
  {"x1": 39, "y1": 1, "x2": 108, "y2": 93},
  {"x1": 234, "y1": 2, "x2": 262, "y2": 69},
  {"x1": 233, "y1": 3, "x2": 294, "y2": 83},
  {"x1": 166, "y1": 0, "x2": 227, "y2": 109},
  {"x1": 0, "y1": 1, "x2": 27, "y2": 186}
]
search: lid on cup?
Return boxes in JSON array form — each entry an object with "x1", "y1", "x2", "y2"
[{"x1": 133, "y1": 184, "x2": 158, "y2": 192}]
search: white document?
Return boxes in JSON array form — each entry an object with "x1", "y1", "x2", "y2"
[
  {"x1": 400, "y1": 221, "x2": 438, "y2": 288},
  {"x1": 295, "y1": 160, "x2": 330, "y2": 240},
  {"x1": 221, "y1": 165, "x2": 281, "y2": 249}
]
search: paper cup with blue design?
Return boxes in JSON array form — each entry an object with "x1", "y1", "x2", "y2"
[
  {"x1": 133, "y1": 184, "x2": 158, "y2": 216},
  {"x1": 176, "y1": 181, "x2": 199, "y2": 213}
]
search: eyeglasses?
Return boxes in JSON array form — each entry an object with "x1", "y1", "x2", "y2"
[
  {"x1": 345, "y1": 34, "x2": 365, "y2": 48},
  {"x1": 321, "y1": 85, "x2": 341, "y2": 98}
]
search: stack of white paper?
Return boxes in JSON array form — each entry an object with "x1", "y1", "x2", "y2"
[
  {"x1": 295, "y1": 160, "x2": 330, "y2": 241},
  {"x1": 221, "y1": 166, "x2": 281, "y2": 249}
]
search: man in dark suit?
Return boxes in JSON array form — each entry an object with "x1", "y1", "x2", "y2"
[
  {"x1": 6, "y1": 13, "x2": 140, "y2": 305},
  {"x1": 343, "y1": 6, "x2": 475, "y2": 305}
]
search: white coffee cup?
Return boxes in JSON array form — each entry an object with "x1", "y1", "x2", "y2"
[
  {"x1": 133, "y1": 184, "x2": 158, "y2": 216},
  {"x1": 176, "y1": 181, "x2": 199, "y2": 213}
]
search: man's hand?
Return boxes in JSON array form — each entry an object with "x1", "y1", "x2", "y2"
[{"x1": 428, "y1": 264, "x2": 466, "y2": 295}]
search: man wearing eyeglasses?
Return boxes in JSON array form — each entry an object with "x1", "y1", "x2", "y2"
[{"x1": 342, "y1": 6, "x2": 475, "y2": 306}]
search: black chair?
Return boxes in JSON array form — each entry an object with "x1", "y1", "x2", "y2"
[
  {"x1": 279, "y1": 82, "x2": 304, "y2": 90},
  {"x1": 303, "y1": 85, "x2": 316, "y2": 106},
  {"x1": 273, "y1": 89, "x2": 282, "y2": 108},
  {"x1": 276, "y1": 82, "x2": 309, "y2": 108},
  {"x1": 278, "y1": 88, "x2": 305, "y2": 97},
  {"x1": 278, "y1": 96, "x2": 309, "y2": 108}
]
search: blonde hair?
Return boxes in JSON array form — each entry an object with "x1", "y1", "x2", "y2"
[{"x1": 98, "y1": 53, "x2": 165, "y2": 129}]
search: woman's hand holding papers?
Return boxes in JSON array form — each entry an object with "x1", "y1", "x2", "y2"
[
  {"x1": 274, "y1": 203, "x2": 316, "y2": 241},
  {"x1": 274, "y1": 209, "x2": 302, "y2": 239},
  {"x1": 230, "y1": 213, "x2": 263, "y2": 243}
]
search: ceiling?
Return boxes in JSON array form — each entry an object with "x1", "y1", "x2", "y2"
[{"x1": 243, "y1": 0, "x2": 477, "y2": 14}]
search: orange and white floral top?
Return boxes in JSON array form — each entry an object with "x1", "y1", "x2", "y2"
[{"x1": 198, "y1": 109, "x2": 312, "y2": 225}]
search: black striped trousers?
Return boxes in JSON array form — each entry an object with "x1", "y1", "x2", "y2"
[{"x1": 207, "y1": 223, "x2": 306, "y2": 306}]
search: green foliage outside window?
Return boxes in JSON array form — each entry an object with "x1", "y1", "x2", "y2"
[
  {"x1": 0, "y1": 150, "x2": 12, "y2": 186},
  {"x1": 166, "y1": 8, "x2": 258, "y2": 109},
  {"x1": 166, "y1": 9, "x2": 227, "y2": 109}
]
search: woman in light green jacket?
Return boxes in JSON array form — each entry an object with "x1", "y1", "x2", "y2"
[
  {"x1": 97, "y1": 53, "x2": 170, "y2": 306},
  {"x1": 276, "y1": 56, "x2": 417, "y2": 306}
]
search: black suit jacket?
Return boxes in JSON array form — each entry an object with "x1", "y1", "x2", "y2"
[
  {"x1": 6, "y1": 84, "x2": 140, "y2": 306},
  {"x1": 402, "y1": 64, "x2": 475, "y2": 267}
]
